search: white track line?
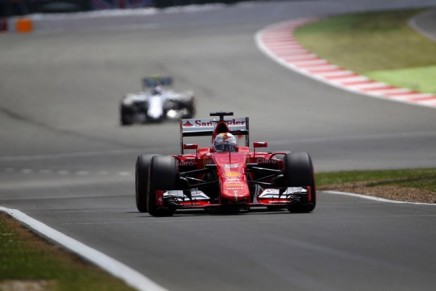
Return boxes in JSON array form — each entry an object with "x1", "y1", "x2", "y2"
[
  {"x1": 0, "y1": 206, "x2": 168, "y2": 291},
  {"x1": 323, "y1": 191, "x2": 436, "y2": 206},
  {"x1": 255, "y1": 18, "x2": 436, "y2": 109}
]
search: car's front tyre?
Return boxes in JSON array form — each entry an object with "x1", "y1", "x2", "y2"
[
  {"x1": 135, "y1": 154, "x2": 159, "y2": 212},
  {"x1": 120, "y1": 105, "x2": 134, "y2": 126},
  {"x1": 284, "y1": 152, "x2": 316, "y2": 213},
  {"x1": 148, "y1": 156, "x2": 178, "y2": 217}
]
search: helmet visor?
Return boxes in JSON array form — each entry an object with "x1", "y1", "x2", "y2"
[{"x1": 215, "y1": 143, "x2": 237, "y2": 152}]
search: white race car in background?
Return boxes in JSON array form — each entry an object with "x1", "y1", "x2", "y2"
[{"x1": 120, "y1": 76, "x2": 196, "y2": 125}]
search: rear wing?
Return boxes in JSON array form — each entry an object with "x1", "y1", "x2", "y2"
[
  {"x1": 180, "y1": 116, "x2": 249, "y2": 153},
  {"x1": 142, "y1": 76, "x2": 173, "y2": 88}
]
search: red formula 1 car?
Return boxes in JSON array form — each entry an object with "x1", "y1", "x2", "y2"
[{"x1": 135, "y1": 112, "x2": 316, "y2": 216}]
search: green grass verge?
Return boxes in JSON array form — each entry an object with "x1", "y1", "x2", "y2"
[
  {"x1": 316, "y1": 168, "x2": 436, "y2": 203},
  {"x1": 0, "y1": 213, "x2": 135, "y2": 291},
  {"x1": 294, "y1": 9, "x2": 436, "y2": 93},
  {"x1": 366, "y1": 66, "x2": 436, "y2": 94},
  {"x1": 317, "y1": 168, "x2": 436, "y2": 190}
]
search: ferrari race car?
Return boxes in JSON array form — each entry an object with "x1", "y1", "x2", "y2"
[
  {"x1": 120, "y1": 76, "x2": 196, "y2": 125},
  {"x1": 135, "y1": 112, "x2": 316, "y2": 216}
]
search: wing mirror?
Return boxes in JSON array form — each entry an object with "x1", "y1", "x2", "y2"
[
  {"x1": 253, "y1": 142, "x2": 267, "y2": 156},
  {"x1": 253, "y1": 142, "x2": 268, "y2": 148},
  {"x1": 183, "y1": 143, "x2": 198, "y2": 150}
]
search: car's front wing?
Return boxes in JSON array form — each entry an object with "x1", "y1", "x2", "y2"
[{"x1": 158, "y1": 187, "x2": 311, "y2": 209}]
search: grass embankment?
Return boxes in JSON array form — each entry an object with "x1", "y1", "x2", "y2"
[
  {"x1": 0, "y1": 212, "x2": 134, "y2": 291},
  {"x1": 294, "y1": 9, "x2": 436, "y2": 203},
  {"x1": 294, "y1": 9, "x2": 436, "y2": 93},
  {"x1": 316, "y1": 168, "x2": 436, "y2": 203}
]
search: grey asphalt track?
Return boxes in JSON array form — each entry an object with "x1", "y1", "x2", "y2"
[
  {"x1": 1, "y1": 1, "x2": 436, "y2": 290},
  {"x1": 411, "y1": 7, "x2": 436, "y2": 41}
]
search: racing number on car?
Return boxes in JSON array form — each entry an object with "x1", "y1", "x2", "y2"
[{"x1": 225, "y1": 171, "x2": 241, "y2": 178}]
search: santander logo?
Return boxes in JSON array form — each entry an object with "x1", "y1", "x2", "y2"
[{"x1": 183, "y1": 119, "x2": 245, "y2": 127}]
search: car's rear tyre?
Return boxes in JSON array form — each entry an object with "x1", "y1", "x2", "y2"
[
  {"x1": 148, "y1": 155, "x2": 178, "y2": 217},
  {"x1": 135, "y1": 154, "x2": 158, "y2": 212},
  {"x1": 284, "y1": 152, "x2": 316, "y2": 213}
]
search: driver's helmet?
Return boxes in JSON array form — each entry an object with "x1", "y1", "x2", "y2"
[
  {"x1": 151, "y1": 86, "x2": 162, "y2": 95},
  {"x1": 214, "y1": 132, "x2": 237, "y2": 152}
]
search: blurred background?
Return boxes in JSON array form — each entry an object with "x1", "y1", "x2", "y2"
[{"x1": 0, "y1": 0, "x2": 246, "y2": 16}]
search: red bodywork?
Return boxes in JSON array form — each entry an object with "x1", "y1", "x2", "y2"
[
  {"x1": 170, "y1": 148, "x2": 311, "y2": 210},
  {"x1": 150, "y1": 112, "x2": 313, "y2": 213},
  {"x1": 213, "y1": 152, "x2": 250, "y2": 203}
]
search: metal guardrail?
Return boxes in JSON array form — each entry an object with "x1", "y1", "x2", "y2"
[{"x1": 0, "y1": 0, "x2": 242, "y2": 17}]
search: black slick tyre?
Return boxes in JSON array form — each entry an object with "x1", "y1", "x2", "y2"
[
  {"x1": 120, "y1": 105, "x2": 134, "y2": 126},
  {"x1": 284, "y1": 152, "x2": 316, "y2": 213},
  {"x1": 148, "y1": 155, "x2": 178, "y2": 217},
  {"x1": 185, "y1": 98, "x2": 196, "y2": 118},
  {"x1": 135, "y1": 154, "x2": 158, "y2": 212}
]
